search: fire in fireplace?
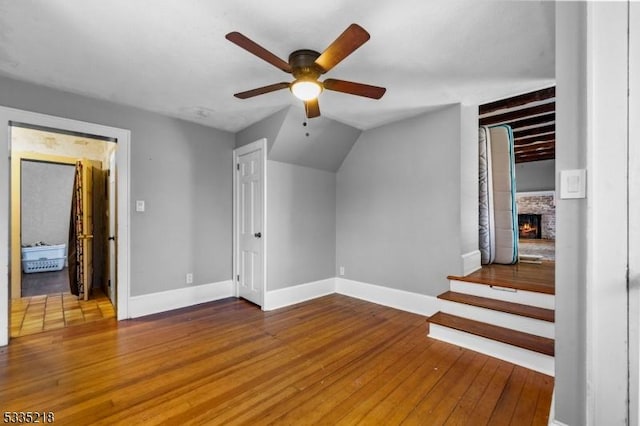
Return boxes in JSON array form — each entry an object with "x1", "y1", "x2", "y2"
[{"x1": 518, "y1": 214, "x2": 542, "y2": 239}]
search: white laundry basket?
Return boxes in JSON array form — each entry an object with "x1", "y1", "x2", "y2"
[{"x1": 21, "y1": 244, "x2": 67, "y2": 273}]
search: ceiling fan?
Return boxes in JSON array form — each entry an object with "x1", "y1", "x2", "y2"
[{"x1": 225, "y1": 24, "x2": 386, "y2": 119}]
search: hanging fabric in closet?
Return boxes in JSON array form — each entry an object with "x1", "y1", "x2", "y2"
[{"x1": 68, "y1": 161, "x2": 85, "y2": 297}]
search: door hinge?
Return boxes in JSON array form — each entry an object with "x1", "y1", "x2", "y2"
[
  {"x1": 236, "y1": 163, "x2": 240, "y2": 171},
  {"x1": 237, "y1": 274, "x2": 240, "y2": 282}
]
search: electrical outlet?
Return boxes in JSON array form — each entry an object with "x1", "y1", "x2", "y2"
[
  {"x1": 186, "y1": 273, "x2": 193, "y2": 284},
  {"x1": 339, "y1": 266, "x2": 345, "y2": 276}
]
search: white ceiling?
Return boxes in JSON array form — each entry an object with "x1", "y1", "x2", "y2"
[{"x1": 0, "y1": 1, "x2": 555, "y2": 133}]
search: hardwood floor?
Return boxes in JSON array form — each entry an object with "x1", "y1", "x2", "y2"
[
  {"x1": 448, "y1": 261, "x2": 555, "y2": 295},
  {"x1": 0, "y1": 295, "x2": 553, "y2": 425}
]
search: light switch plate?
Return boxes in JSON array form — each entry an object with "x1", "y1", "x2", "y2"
[
  {"x1": 560, "y1": 169, "x2": 586, "y2": 199},
  {"x1": 136, "y1": 200, "x2": 145, "y2": 212}
]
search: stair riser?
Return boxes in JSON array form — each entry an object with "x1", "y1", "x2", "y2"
[
  {"x1": 428, "y1": 324, "x2": 555, "y2": 376},
  {"x1": 439, "y1": 300, "x2": 555, "y2": 339},
  {"x1": 450, "y1": 280, "x2": 554, "y2": 310}
]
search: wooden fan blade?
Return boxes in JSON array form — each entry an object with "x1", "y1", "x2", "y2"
[
  {"x1": 323, "y1": 79, "x2": 386, "y2": 99},
  {"x1": 234, "y1": 82, "x2": 290, "y2": 99},
  {"x1": 314, "y1": 24, "x2": 370, "y2": 73},
  {"x1": 304, "y1": 98, "x2": 320, "y2": 118},
  {"x1": 226, "y1": 32, "x2": 292, "y2": 73}
]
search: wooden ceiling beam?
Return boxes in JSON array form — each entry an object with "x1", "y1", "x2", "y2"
[
  {"x1": 516, "y1": 147, "x2": 555, "y2": 155},
  {"x1": 515, "y1": 133, "x2": 555, "y2": 145},
  {"x1": 515, "y1": 146, "x2": 555, "y2": 156},
  {"x1": 505, "y1": 112, "x2": 555, "y2": 130},
  {"x1": 515, "y1": 151, "x2": 555, "y2": 163},
  {"x1": 479, "y1": 102, "x2": 555, "y2": 126},
  {"x1": 513, "y1": 124, "x2": 555, "y2": 139},
  {"x1": 515, "y1": 140, "x2": 555, "y2": 150},
  {"x1": 480, "y1": 87, "x2": 556, "y2": 115},
  {"x1": 480, "y1": 86, "x2": 556, "y2": 163}
]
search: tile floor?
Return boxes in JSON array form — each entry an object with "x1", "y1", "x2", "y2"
[{"x1": 10, "y1": 290, "x2": 115, "y2": 338}]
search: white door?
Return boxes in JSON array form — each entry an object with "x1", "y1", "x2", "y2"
[
  {"x1": 234, "y1": 139, "x2": 265, "y2": 306},
  {"x1": 107, "y1": 150, "x2": 117, "y2": 305}
]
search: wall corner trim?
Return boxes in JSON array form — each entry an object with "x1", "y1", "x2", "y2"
[
  {"x1": 336, "y1": 278, "x2": 440, "y2": 316},
  {"x1": 263, "y1": 278, "x2": 336, "y2": 311},
  {"x1": 128, "y1": 280, "x2": 234, "y2": 318},
  {"x1": 461, "y1": 250, "x2": 482, "y2": 276}
]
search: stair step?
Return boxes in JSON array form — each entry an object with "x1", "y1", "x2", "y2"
[
  {"x1": 447, "y1": 274, "x2": 554, "y2": 295},
  {"x1": 438, "y1": 291, "x2": 555, "y2": 323},
  {"x1": 428, "y1": 312, "x2": 554, "y2": 356}
]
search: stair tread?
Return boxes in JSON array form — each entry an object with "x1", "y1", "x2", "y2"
[
  {"x1": 447, "y1": 262, "x2": 555, "y2": 295},
  {"x1": 438, "y1": 291, "x2": 555, "y2": 322},
  {"x1": 428, "y1": 311, "x2": 554, "y2": 356},
  {"x1": 447, "y1": 274, "x2": 554, "y2": 294}
]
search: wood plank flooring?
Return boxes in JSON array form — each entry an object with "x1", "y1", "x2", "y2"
[
  {"x1": 448, "y1": 261, "x2": 555, "y2": 295},
  {"x1": 0, "y1": 294, "x2": 553, "y2": 425}
]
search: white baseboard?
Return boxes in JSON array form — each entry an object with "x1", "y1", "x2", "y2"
[
  {"x1": 128, "y1": 280, "x2": 234, "y2": 318},
  {"x1": 263, "y1": 278, "x2": 336, "y2": 311},
  {"x1": 547, "y1": 388, "x2": 570, "y2": 426},
  {"x1": 429, "y1": 323, "x2": 555, "y2": 376},
  {"x1": 335, "y1": 278, "x2": 439, "y2": 316},
  {"x1": 461, "y1": 250, "x2": 482, "y2": 276}
]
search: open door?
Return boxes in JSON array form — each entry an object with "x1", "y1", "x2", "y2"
[
  {"x1": 68, "y1": 159, "x2": 93, "y2": 300},
  {"x1": 106, "y1": 150, "x2": 117, "y2": 305}
]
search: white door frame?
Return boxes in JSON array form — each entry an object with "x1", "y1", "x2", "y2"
[
  {"x1": 584, "y1": 2, "x2": 631, "y2": 423},
  {"x1": 0, "y1": 106, "x2": 131, "y2": 346},
  {"x1": 629, "y1": 2, "x2": 640, "y2": 424},
  {"x1": 232, "y1": 138, "x2": 267, "y2": 308}
]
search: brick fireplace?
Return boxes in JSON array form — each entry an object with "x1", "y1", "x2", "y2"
[{"x1": 515, "y1": 191, "x2": 555, "y2": 240}]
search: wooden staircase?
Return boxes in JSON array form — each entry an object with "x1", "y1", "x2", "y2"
[{"x1": 427, "y1": 263, "x2": 555, "y2": 376}]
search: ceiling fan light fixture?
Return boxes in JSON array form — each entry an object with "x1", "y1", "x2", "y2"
[{"x1": 291, "y1": 79, "x2": 322, "y2": 101}]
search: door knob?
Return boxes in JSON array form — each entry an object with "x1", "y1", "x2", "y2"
[{"x1": 254, "y1": 232, "x2": 262, "y2": 238}]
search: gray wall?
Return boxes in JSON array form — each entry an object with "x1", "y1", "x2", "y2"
[
  {"x1": 0, "y1": 75, "x2": 234, "y2": 296},
  {"x1": 267, "y1": 160, "x2": 336, "y2": 290},
  {"x1": 515, "y1": 159, "x2": 555, "y2": 192},
  {"x1": 21, "y1": 161, "x2": 75, "y2": 247},
  {"x1": 459, "y1": 104, "x2": 480, "y2": 258},
  {"x1": 555, "y1": 3, "x2": 587, "y2": 424},
  {"x1": 336, "y1": 105, "x2": 464, "y2": 295}
]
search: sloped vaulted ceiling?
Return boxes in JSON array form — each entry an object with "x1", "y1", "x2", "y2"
[{"x1": 237, "y1": 106, "x2": 362, "y2": 172}]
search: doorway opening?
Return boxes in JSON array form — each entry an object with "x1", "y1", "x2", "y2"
[
  {"x1": 0, "y1": 107, "x2": 130, "y2": 346},
  {"x1": 10, "y1": 125, "x2": 118, "y2": 337},
  {"x1": 479, "y1": 87, "x2": 556, "y2": 264}
]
